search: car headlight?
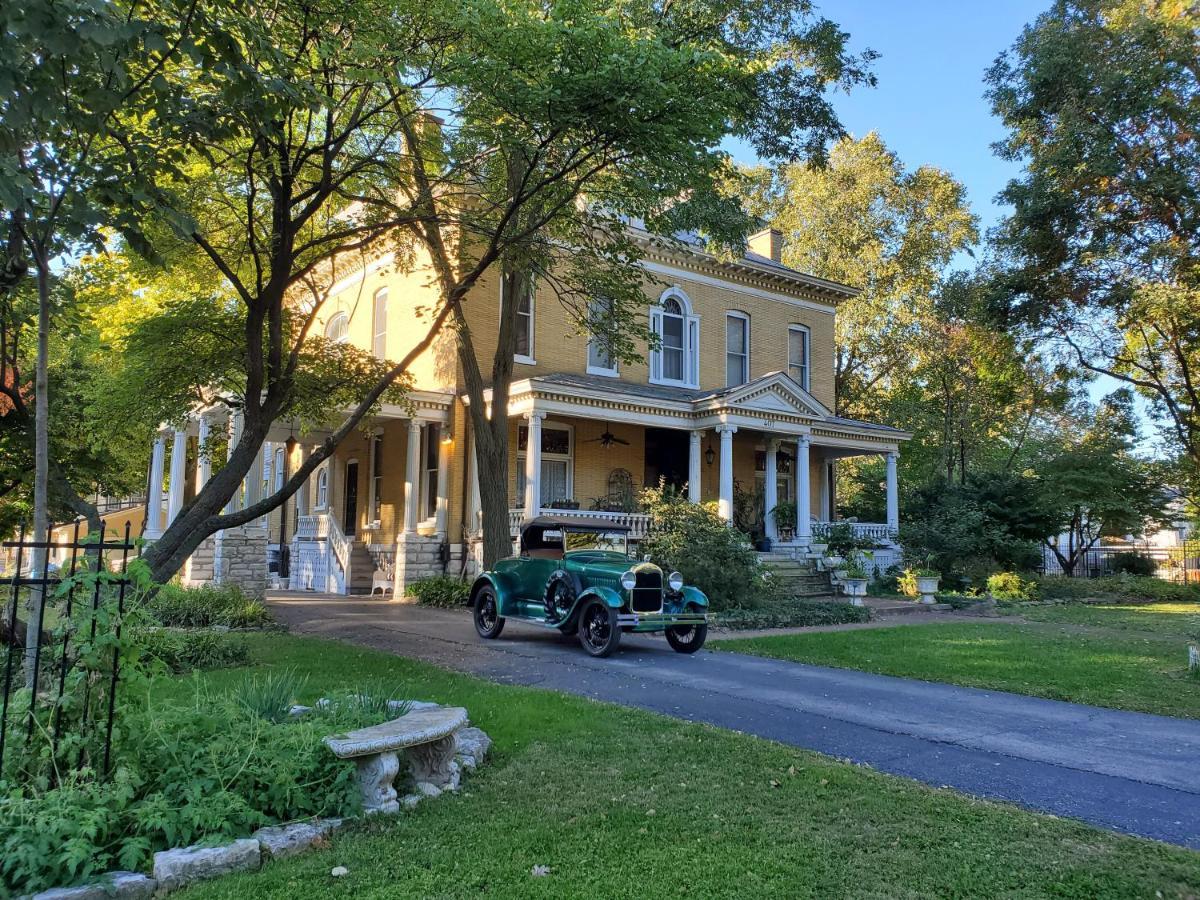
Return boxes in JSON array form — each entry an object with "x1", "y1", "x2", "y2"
[
  {"x1": 620, "y1": 570, "x2": 637, "y2": 591},
  {"x1": 668, "y1": 571, "x2": 684, "y2": 592}
]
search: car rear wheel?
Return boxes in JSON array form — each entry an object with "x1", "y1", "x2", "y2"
[
  {"x1": 577, "y1": 599, "x2": 621, "y2": 658},
  {"x1": 473, "y1": 585, "x2": 505, "y2": 640},
  {"x1": 665, "y1": 619, "x2": 707, "y2": 654}
]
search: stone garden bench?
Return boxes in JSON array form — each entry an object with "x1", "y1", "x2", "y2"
[{"x1": 324, "y1": 705, "x2": 468, "y2": 815}]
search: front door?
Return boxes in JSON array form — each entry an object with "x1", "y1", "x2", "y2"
[
  {"x1": 643, "y1": 427, "x2": 689, "y2": 492},
  {"x1": 343, "y1": 461, "x2": 359, "y2": 536}
]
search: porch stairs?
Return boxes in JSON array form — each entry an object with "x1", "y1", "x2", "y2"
[
  {"x1": 757, "y1": 552, "x2": 833, "y2": 598},
  {"x1": 347, "y1": 543, "x2": 376, "y2": 595}
]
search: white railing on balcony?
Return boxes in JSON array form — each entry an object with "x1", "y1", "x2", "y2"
[
  {"x1": 508, "y1": 508, "x2": 652, "y2": 540},
  {"x1": 811, "y1": 521, "x2": 898, "y2": 544}
]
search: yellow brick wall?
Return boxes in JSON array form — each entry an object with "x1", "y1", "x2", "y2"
[{"x1": 460, "y1": 262, "x2": 837, "y2": 409}]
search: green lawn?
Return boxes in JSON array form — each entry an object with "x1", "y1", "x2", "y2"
[
  {"x1": 713, "y1": 604, "x2": 1200, "y2": 718},
  {"x1": 170, "y1": 634, "x2": 1200, "y2": 899}
]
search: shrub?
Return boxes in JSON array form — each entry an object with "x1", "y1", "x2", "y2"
[
  {"x1": 640, "y1": 486, "x2": 778, "y2": 611},
  {"x1": 0, "y1": 684, "x2": 392, "y2": 893},
  {"x1": 986, "y1": 571, "x2": 1038, "y2": 601},
  {"x1": 1035, "y1": 575, "x2": 1200, "y2": 604},
  {"x1": 407, "y1": 576, "x2": 471, "y2": 608},
  {"x1": 147, "y1": 584, "x2": 273, "y2": 629},
  {"x1": 716, "y1": 599, "x2": 871, "y2": 630},
  {"x1": 139, "y1": 629, "x2": 250, "y2": 673},
  {"x1": 1109, "y1": 552, "x2": 1156, "y2": 577}
]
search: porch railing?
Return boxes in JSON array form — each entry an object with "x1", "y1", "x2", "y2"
[
  {"x1": 811, "y1": 521, "x2": 898, "y2": 544},
  {"x1": 290, "y1": 513, "x2": 347, "y2": 593},
  {"x1": 508, "y1": 508, "x2": 652, "y2": 540}
]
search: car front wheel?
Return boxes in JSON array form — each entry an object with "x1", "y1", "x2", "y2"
[
  {"x1": 665, "y1": 619, "x2": 707, "y2": 654},
  {"x1": 473, "y1": 585, "x2": 505, "y2": 640},
  {"x1": 577, "y1": 599, "x2": 621, "y2": 658}
]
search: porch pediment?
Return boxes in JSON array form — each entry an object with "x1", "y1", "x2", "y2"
[{"x1": 701, "y1": 371, "x2": 832, "y2": 420}]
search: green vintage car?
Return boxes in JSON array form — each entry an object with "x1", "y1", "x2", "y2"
[{"x1": 469, "y1": 516, "x2": 710, "y2": 658}]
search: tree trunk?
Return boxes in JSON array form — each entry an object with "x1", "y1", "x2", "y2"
[
  {"x1": 25, "y1": 256, "x2": 50, "y2": 687},
  {"x1": 474, "y1": 422, "x2": 512, "y2": 568}
]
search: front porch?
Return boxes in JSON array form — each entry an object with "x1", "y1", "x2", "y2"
[{"x1": 483, "y1": 371, "x2": 909, "y2": 567}]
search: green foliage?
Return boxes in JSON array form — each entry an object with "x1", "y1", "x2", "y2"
[
  {"x1": 640, "y1": 485, "x2": 776, "y2": 611},
  {"x1": 1034, "y1": 575, "x2": 1200, "y2": 604},
  {"x1": 146, "y1": 584, "x2": 273, "y2": 629},
  {"x1": 1109, "y1": 551, "x2": 1157, "y2": 577},
  {"x1": 230, "y1": 669, "x2": 308, "y2": 724},
  {"x1": 406, "y1": 576, "x2": 471, "y2": 608},
  {"x1": 986, "y1": 572, "x2": 1038, "y2": 602},
  {"x1": 0, "y1": 682, "x2": 389, "y2": 893},
  {"x1": 715, "y1": 600, "x2": 871, "y2": 631},
  {"x1": 139, "y1": 629, "x2": 249, "y2": 673},
  {"x1": 820, "y1": 522, "x2": 878, "y2": 556}
]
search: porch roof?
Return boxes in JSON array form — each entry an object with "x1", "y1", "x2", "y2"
[{"x1": 491, "y1": 371, "x2": 910, "y2": 453}]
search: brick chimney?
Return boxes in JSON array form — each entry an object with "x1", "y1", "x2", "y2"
[{"x1": 748, "y1": 227, "x2": 783, "y2": 263}]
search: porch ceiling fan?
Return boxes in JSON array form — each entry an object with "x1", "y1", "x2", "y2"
[{"x1": 584, "y1": 423, "x2": 630, "y2": 448}]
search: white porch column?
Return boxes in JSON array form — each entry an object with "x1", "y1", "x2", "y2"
[
  {"x1": 795, "y1": 435, "x2": 811, "y2": 547},
  {"x1": 819, "y1": 459, "x2": 832, "y2": 523},
  {"x1": 524, "y1": 411, "x2": 546, "y2": 519},
  {"x1": 688, "y1": 430, "x2": 703, "y2": 504},
  {"x1": 224, "y1": 411, "x2": 243, "y2": 515},
  {"x1": 244, "y1": 441, "x2": 267, "y2": 525},
  {"x1": 166, "y1": 428, "x2": 188, "y2": 525},
  {"x1": 403, "y1": 421, "x2": 423, "y2": 534},
  {"x1": 145, "y1": 433, "x2": 167, "y2": 539},
  {"x1": 434, "y1": 429, "x2": 451, "y2": 537},
  {"x1": 716, "y1": 424, "x2": 736, "y2": 524},
  {"x1": 763, "y1": 438, "x2": 779, "y2": 541},
  {"x1": 196, "y1": 416, "x2": 212, "y2": 489},
  {"x1": 885, "y1": 450, "x2": 899, "y2": 534},
  {"x1": 466, "y1": 429, "x2": 481, "y2": 533}
]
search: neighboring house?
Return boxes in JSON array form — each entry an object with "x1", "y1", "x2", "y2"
[{"x1": 138, "y1": 226, "x2": 911, "y2": 594}]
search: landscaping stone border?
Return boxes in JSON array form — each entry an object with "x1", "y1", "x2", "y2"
[{"x1": 27, "y1": 702, "x2": 490, "y2": 900}]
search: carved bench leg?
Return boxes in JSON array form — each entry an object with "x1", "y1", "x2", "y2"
[
  {"x1": 405, "y1": 735, "x2": 459, "y2": 791},
  {"x1": 354, "y1": 751, "x2": 400, "y2": 815}
]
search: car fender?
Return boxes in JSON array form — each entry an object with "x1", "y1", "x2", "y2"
[
  {"x1": 678, "y1": 585, "x2": 709, "y2": 610},
  {"x1": 470, "y1": 572, "x2": 518, "y2": 617},
  {"x1": 562, "y1": 585, "x2": 623, "y2": 628}
]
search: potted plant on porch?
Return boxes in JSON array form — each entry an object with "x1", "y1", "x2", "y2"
[{"x1": 770, "y1": 501, "x2": 797, "y2": 543}]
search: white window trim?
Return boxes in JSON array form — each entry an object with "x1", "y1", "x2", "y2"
[
  {"x1": 586, "y1": 297, "x2": 619, "y2": 377},
  {"x1": 372, "y1": 288, "x2": 388, "y2": 359},
  {"x1": 725, "y1": 310, "x2": 750, "y2": 387},
  {"x1": 788, "y1": 324, "x2": 811, "y2": 391},
  {"x1": 517, "y1": 421, "x2": 575, "y2": 505},
  {"x1": 273, "y1": 447, "x2": 285, "y2": 492},
  {"x1": 315, "y1": 467, "x2": 329, "y2": 511},
  {"x1": 501, "y1": 276, "x2": 536, "y2": 366},
  {"x1": 649, "y1": 287, "x2": 699, "y2": 388},
  {"x1": 324, "y1": 311, "x2": 350, "y2": 343},
  {"x1": 418, "y1": 424, "x2": 441, "y2": 526}
]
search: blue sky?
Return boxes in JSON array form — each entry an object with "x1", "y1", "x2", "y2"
[{"x1": 731, "y1": 0, "x2": 1050, "y2": 238}]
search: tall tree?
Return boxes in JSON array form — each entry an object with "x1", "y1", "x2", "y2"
[
  {"x1": 744, "y1": 132, "x2": 978, "y2": 417},
  {"x1": 987, "y1": 0, "x2": 1200, "y2": 487}
]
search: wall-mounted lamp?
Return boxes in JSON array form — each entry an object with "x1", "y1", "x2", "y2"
[{"x1": 705, "y1": 441, "x2": 715, "y2": 467}]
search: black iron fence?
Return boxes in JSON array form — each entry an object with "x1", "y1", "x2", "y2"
[
  {"x1": 1041, "y1": 541, "x2": 1200, "y2": 582},
  {"x1": 1, "y1": 521, "x2": 134, "y2": 784}
]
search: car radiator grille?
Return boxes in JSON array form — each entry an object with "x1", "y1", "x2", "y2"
[{"x1": 631, "y1": 570, "x2": 663, "y2": 613}]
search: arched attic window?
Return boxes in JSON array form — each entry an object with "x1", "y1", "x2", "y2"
[
  {"x1": 650, "y1": 289, "x2": 699, "y2": 387},
  {"x1": 324, "y1": 312, "x2": 349, "y2": 343}
]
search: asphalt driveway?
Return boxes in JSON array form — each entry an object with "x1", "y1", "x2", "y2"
[{"x1": 268, "y1": 594, "x2": 1200, "y2": 849}]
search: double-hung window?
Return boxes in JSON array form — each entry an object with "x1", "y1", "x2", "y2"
[
  {"x1": 726, "y1": 312, "x2": 749, "y2": 387},
  {"x1": 421, "y1": 425, "x2": 440, "y2": 521},
  {"x1": 586, "y1": 296, "x2": 618, "y2": 376},
  {"x1": 372, "y1": 288, "x2": 388, "y2": 359},
  {"x1": 788, "y1": 324, "x2": 810, "y2": 390},
  {"x1": 369, "y1": 434, "x2": 383, "y2": 525},
  {"x1": 504, "y1": 274, "x2": 536, "y2": 363},
  {"x1": 649, "y1": 290, "x2": 699, "y2": 387}
]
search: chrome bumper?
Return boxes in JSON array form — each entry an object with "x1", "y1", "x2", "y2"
[{"x1": 617, "y1": 611, "x2": 710, "y2": 629}]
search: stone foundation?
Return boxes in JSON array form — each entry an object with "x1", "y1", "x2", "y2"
[
  {"x1": 392, "y1": 534, "x2": 444, "y2": 596},
  {"x1": 213, "y1": 525, "x2": 268, "y2": 598},
  {"x1": 181, "y1": 534, "x2": 217, "y2": 587}
]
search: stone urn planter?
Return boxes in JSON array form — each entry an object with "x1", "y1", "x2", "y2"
[
  {"x1": 809, "y1": 542, "x2": 828, "y2": 556},
  {"x1": 915, "y1": 575, "x2": 940, "y2": 605},
  {"x1": 841, "y1": 577, "x2": 868, "y2": 605}
]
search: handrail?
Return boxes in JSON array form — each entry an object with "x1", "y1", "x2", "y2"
[
  {"x1": 326, "y1": 514, "x2": 351, "y2": 591},
  {"x1": 508, "y1": 507, "x2": 652, "y2": 540}
]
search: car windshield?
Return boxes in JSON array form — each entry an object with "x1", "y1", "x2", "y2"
[{"x1": 563, "y1": 528, "x2": 628, "y2": 555}]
